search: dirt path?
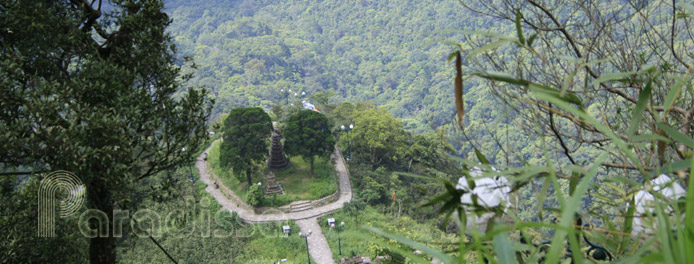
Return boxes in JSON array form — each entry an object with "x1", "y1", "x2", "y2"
[{"x1": 196, "y1": 139, "x2": 352, "y2": 263}]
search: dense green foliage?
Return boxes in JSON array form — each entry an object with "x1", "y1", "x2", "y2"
[
  {"x1": 319, "y1": 206, "x2": 460, "y2": 263},
  {"x1": 163, "y1": 0, "x2": 477, "y2": 133},
  {"x1": 284, "y1": 110, "x2": 335, "y2": 177},
  {"x1": 245, "y1": 183, "x2": 264, "y2": 206},
  {"x1": 1, "y1": 0, "x2": 212, "y2": 263},
  {"x1": 220, "y1": 107, "x2": 272, "y2": 186},
  {"x1": 0, "y1": 176, "x2": 88, "y2": 263}
]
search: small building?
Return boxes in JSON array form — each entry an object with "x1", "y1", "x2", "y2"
[
  {"x1": 456, "y1": 166, "x2": 512, "y2": 232},
  {"x1": 631, "y1": 174, "x2": 686, "y2": 236},
  {"x1": 282, "y1": 225, "x2": 290, "y2": 237}
]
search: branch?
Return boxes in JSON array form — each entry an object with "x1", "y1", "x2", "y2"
[
  {"x1": 548, "y1": 103, "x2": 577, "y2": 165},
  {"x1": 602, "y1": 162, "x2": 652, "y2": 171},
  {"x1": 70, "y1": 0, "x2": 101, "y2": 32},
  {"x1": 671, "y1": 0, "x2": 692, "y2": 69}
]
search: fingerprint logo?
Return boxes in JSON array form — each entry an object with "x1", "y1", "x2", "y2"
[{"x1": 38, "y1": 171, "x2": 86, "y2": 237}]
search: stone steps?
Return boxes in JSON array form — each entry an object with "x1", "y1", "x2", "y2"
[{"x1": 286, "y1": 200, "x2": 313, "y2": 212}]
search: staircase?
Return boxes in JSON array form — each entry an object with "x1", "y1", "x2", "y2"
[
  {"x1": 263, "y1": 172, "x2": 284, "y2": 195},
  {"x1": 285, "y1": 200, "x2": 313, "y2": 213}
]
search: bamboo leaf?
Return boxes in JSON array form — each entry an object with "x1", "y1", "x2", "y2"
[
  {"x1": 656, "y1": 123, "x2": 694, "y2": 149},
  {"x1": 546, "y1": 149, "x2": 609, "y2": 264},
  {"x1": 622, "y1": 196, "x2": 635, "y2": 248},
  {"x1": 473, "y1": 72, "x2": 584, "y2": 107},
  {"x1": 663, "y1": 73, "x2": 691, "y2": 115},
  {"x1": 468, "y1": 39, "x2": 512, "y2": 60},
  {"x1": 685, "y1": 157, "x2": 694, "y2": 263},
  {"x1": 472, "y1": 71, "x2": 530, "y2": 86},
  {"x1": 421, "y1": 191, "x2": 453, "y2": 207},
  {"x1": 527, "y1": 33, "x2": 537, "y2": 47},
  {"x1": 455, "y1": 51, "x2": 464, "y2": 129},
  {"x1": 528, "y1": 83, "x2": 583, "y2": 107},
  {"x1": 493, "y1": 231, "x2": 518, "y2": 264},
  {"x1": 364, "y1": 226, "x2": 455, "y2": 263},
  {"x1": 627, "y1": 78, "x2": 653, "y2": 137},
  {"x1": 648, "y1": 159, "x2": 692, "y2": 178},
  {"x1": 630, "y1": 134, "x2": 672, "y2": 143},
  {"x1": 474, "y1": 147, "x2": 491, "y2": 164},
  {"x1": 515, "y1": 9, "x2": 524, "y2": 45},
  {"x1": 589, "y1": 71, "x2": 636, "y2": 87}
]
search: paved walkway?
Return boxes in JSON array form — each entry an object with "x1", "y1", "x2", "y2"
[
  {"x1": 196, "y1": 139, "x2": 352, "y2": 263},
  {"x1": 297, "y1": 218, "x2": 336, "y2": 264}
]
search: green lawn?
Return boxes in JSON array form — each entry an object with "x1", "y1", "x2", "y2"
[
  {"x1": 207, "y1": 140, "x2": 337, "y2": 207},
  {"x1": 274, "y1": 155, "x2": 337, "y2": 201}
]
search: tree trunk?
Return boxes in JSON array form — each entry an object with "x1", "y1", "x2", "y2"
[
  {"x1": 246, "y1": 168, "x2": 252, "y2": 186},
  {"x1": 90, "y1": 236, "x2": 116, "y2": 264},
  {"x1": 88, "y1": 180, "x2": 116, "y2": 264},
  {"x1": 397, "y1": 200, "x2": 402, "y2": 219},
  {"x1": 310, "y1": 158, "x2": 315, "y2": 177}
]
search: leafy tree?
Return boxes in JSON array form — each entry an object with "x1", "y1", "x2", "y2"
[
  {"x1": 245, "y1": 183, "x2": 264, "y2": 206},
  {"x1": 343, "y1": 198, "x2": 367, "y2": 230},
  {"x1": 219, "y1": 107, "x2": 272, "y2": 186},
  {"x1": 0, "y1": 176, "x2": 88, "y2": 263},
  {"x1": 284, "y1": 110, "x2": 335, "y2": 177},
  {"x1": 342, "y1": 105, "x2": 408, "y2": 167},
  {"x1": 0, "y1": 1, "x2": 212, "y2": 263},
  {"x1": 270, "y1": 104, "x2": 283, "y2": 121}
]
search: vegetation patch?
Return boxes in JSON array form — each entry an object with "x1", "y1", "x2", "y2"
[
  {"x1": 208, "y1": 140, "x2": 337, "y2": 207},
  {"x1": 274, "y1": 155, "x2": 337, "y2": 201},
  {"x1": 318, "y1": 206, "x2": 460, "y2": 262}
]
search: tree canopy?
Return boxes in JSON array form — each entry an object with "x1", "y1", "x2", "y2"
[
  {"x1": 284, "y1": 110, "x2": 335, "y2": 177},
  {"x1": 220, "y1": 107, "x2": 273, "y2": 186},
  {"x1": 0, "y1": 0, "x2": 212, "y2": 263}
]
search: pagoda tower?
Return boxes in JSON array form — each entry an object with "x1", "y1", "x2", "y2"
[{"x1": 267, "y1": 129, "x2": 290, "y2": 170}]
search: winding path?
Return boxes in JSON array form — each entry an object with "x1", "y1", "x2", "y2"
[{"x1": 196, "y1": 139, "x2": 352, "y2": 263}]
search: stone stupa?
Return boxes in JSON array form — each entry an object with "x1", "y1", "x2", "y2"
[{"x1": 267, "y1": 129, "x2": 290, "y2": 170}]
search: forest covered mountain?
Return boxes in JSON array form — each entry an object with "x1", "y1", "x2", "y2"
[{"x1": 163, "y1": 0, "x2": 502, "y2": 133}]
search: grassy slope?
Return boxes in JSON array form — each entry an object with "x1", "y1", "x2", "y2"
[
  {"x1": 274, "y1": 155, "x2": 337, "y2": 201},
  {"x1": 318, "y1": 206, "x2": 459, "y2": 262},
  {"x1": 207, "y1": 140, "x2": 336, "y2": 206}
]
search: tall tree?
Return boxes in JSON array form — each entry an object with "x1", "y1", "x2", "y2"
[
  {"x1": 342, "y1": 198, "x2": 366, "y2": 230},
  {"x1": 284, "y1": 110, "x2": 335, "y2": 177},
  {"x1": 0, "y1": 0, "x2": 212, "y2": 263},
  {"x1": 219, "y1": 107, "x2": 273, "y2": 185},
  {"x1": 342, "y1": 105, "x2": 408, "y2": 167}
]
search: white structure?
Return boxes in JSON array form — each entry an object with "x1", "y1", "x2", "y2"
[
  {"x1": 631, "y1": 174, "x2": 686, "y2": 236},
  {"x1": 302, "y1": 101, "x2": 319, "y2": 112},
  {"x1": 456, "y1": 166, "x2": 512, "y2": 232},
  {"x1": 282, "y1": 225, "x2": 290, "y2": 237}
]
